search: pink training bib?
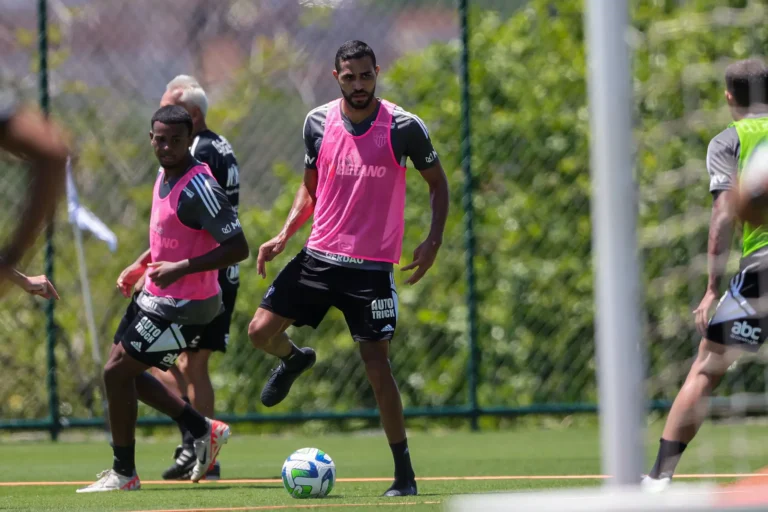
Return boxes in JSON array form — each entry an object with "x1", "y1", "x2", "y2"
[
  {"x1": 145, "y1": 163, "x2": 220, "y2": 300},
  {"x1": 307, "y1": 99, "x2": 407, "y2": 264}
]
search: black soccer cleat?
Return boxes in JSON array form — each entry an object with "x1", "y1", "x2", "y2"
[
  {"x1": 383, "y1": 479, "x2": 418, "y2": 497},
  {"x1": 260, "y1": 347, "x2": 316, "y2": 407},
  {"x1": 161, "y1": 446, "x2": 196, "y2": 480}
]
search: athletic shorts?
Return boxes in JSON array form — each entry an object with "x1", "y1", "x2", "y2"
[
  {"x1": 259, "y1": 250, "x2": 398, "y2": 342},
  {"x1": 707, "y1": 262, "x2": 768, "y2": 352},
  {"x1": 188, "y1": 281, "x2": 238, "y2": 354},
  {"x1": 113, "y1": 298, "x2": 204, "y2": 370}
]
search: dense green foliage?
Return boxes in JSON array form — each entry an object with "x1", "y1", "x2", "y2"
[{"x1": 4, "y1": 0, "x2": 768, "y2": 427}]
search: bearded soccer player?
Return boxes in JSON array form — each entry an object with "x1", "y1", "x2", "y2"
[
  {"x1": 0, "y1": 89, "x2": 66, "y2": 296},
  {"x1": 149, "y1": 75, "x2": 242, "y2": 481},
  {"x1": 643, "y1": 59, "x2": 768, "y2": 491},
  {"x1": 77, "y1": 106, "x2": 248, "y2": 493},
  {"x1": 248, "y1": 40, "x2": 449, "y2": 497}
]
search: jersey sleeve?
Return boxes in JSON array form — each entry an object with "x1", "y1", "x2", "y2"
[
  {"x1": 706, "y1": 127, "x2": 739, "y2": 193},
  {"x1": 193, "y1": 143, "x2": 221, "y2": 182},
  {"x1": 177, "y1": 173, "x2": 243, "y2": 243},
  {"x1": 400, "y1": 113, "x2": 440, "y2": 171},
  {"x1": 303, "y1": 108, "x2": 327, "y2": 169}
]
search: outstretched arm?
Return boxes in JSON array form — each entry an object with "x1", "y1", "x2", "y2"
[
  {"x1": 401, "y1": 163, "x2": 449, "y2": 285},
  {"x1": 6, "y1": 268, "x2": 59, "y2": 299},
  {"x1": 256, "y1": 168, "x2": 318, "y2": 278}
]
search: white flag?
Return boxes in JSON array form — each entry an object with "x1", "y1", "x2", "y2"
[{"x1": 66, "y1": 158, "x2": 118, "y2": 252}]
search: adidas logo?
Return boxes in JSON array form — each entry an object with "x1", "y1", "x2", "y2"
[
  {"x1": 131, "y1": 341, "x2": 142, "y2": 352},
  {"x1": 381, "y1": 325, "x2": 394, "y2": 333}
]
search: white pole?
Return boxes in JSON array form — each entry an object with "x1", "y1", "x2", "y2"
[
  {"x1": 585, "y1": 0, "x2": 645, "y2": 486},
  {"x1": 72, "y1": 224, "x2": 101, "y2": 369},
  {"x1": 72, "y1": 220, "x2": 110, "y2": 435}
]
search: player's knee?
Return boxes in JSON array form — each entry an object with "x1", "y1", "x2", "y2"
[
  {"x1": 693, "y1": 359, "x2": 727, "y2": 388},
  {"x1": 103, "y1": 356, "x2": 127, "y2": 386},
  {"x1": 183, "y1": 351, "x2": 211, "y2": 376},
  {"x1": 695, "y1": 338, "x2": 738, "y2": 378},
  {"x1": 248, "y1": 318, "x2": 271, "y2": 349}
]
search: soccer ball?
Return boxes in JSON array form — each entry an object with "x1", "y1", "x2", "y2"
[
  {"x1": 281, "y1": 447, "x2": 336, "y2": 499},
  {"x1": 738, "y1": 144, "x2": 768, "y2": 225}
]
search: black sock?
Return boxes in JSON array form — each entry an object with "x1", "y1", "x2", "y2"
[
  {"x1": 280, "y1": 343, "x2": 306, "y2": 370},
  {"x1": 389, "y1": 439, "x2": 415, "y2": 483},
  {"x1": 176, "y1": 396, "x2": 192, "y2": 445},
  {"x1": 648, "y1": 438, "x2": 687, "y2": 479},
  {"x1": 173, "y1": 403, "x2": 208, "y2": 439},
  {"x1": 112, "y1": 442, "x2": 136, "y2": 477},
  {"x1": 182, "y1": 429, "x2": 196, "y2": 450}
]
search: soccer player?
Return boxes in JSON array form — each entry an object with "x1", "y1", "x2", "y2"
[
  {"x1": 0, "y1": 90, "x2": 67, "y2": 291},
  {"x1": 77, "y1": 106, "x2": 248, "y2": 493},
  {"x1": 642, "y1": 59, "x2": 768, "y2": 491},
  {"x1": 248, "y1": 40, "x2": 449, "y2": 497},
  {"x1": 149, "y1": 75, "x2": 241, "y2": 480}
]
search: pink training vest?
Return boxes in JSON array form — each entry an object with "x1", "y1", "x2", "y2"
[
  {"x1": 307, "y1": 99, "x2": 407, "y2": 264},
  {"x1": 145, "y1": 163, "x2": 221, "y2": 300}
]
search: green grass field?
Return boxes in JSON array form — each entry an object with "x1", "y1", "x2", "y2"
[{"x1": 3, "y1": 421, "x2": 768, "y2": 511}]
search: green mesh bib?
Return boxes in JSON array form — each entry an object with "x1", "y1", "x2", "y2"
[{"x1": 732, "y1": 117, "x2": 768, "y2": 256}]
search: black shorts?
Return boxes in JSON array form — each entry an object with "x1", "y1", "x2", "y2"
[
  {"x1": 188, "y1": 282, "x2": 238, "y2": 353},
  {"x1": 260, "y1": 250, "x2": 398, "y2": 342},
  {"x1": 707, "y1": 262, "x2": 768, "y2": 352},
  {"x1": 113, "y1": 299, "x2": 204, "y2": 370}
]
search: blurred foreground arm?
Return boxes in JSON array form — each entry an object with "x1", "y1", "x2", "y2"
[
  {"x1": 0, "y1": 107, "x2": 68, "y2": 271},
  {"x1": 6, "y1": 268, "x2": 59, "y2": 299}
]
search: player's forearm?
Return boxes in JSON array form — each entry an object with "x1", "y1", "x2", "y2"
[
  {"x1": 278, "y1": 184, "x2": 315, "y2": 242},
  {"x1": 180, "y1": 233, "x2": 249, "y2": 275},
  {"x1": 7, "y1": 268, "x2": 28, "y2": 289},
  {"x1": 426, "y1": 175, "x2": 449, "y2": 245},
  {"x1": 706, "y1": 195, "x2": 735, "y2": 293},
  {"x1": 0, "y1": 110, "x2": 68, "y2": 267},
  {"x1": 133, "y1": 249, "x2": 152, "y2": 267},
  {"x1": 5, "y1": 168, "x2": 64, "y2": 263}
]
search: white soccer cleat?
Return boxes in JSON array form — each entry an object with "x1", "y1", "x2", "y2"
[
  {"x1": 191, "y1": 418, "x2": 231, "y2": 483},
  {"x1": 641, "y1": 475, "x2": 671, "y2": 493},
  {"x1": 76, "y1": 469, "x2": 141, "y2": 493}
]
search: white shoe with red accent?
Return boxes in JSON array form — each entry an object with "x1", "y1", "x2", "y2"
[
  {"x1": 76, "y1": 469, "x2": 141, "y2": 493},
  {"x1": 191, "y1": 419, "x2": 230, "y2": 483}
]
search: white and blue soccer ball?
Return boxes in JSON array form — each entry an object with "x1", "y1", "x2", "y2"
[{"x1": 281, "y1": 447, "x2": 336, "y2": 499}]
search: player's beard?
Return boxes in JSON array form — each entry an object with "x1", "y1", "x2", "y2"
[{"x1": 342, "y1": 85, "x2": 376, "y2": 110}]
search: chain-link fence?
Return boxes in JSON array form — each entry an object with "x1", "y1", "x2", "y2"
[{"x1": 3, "y1": 0, "x2": 768, "y2": 437}]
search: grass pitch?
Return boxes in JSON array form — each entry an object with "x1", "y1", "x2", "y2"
[{"x1": 3, "y1": 421, "x2": 768, "y2": 511}]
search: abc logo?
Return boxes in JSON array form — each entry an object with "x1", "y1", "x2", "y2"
[{"x1": 731, "y1": 321, "x2": 762, "y2": 343}]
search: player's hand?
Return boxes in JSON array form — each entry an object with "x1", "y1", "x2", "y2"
[
  {"x1": 146, "y1": 261, "x2": 187, "y2": 289},
  {"x1": 117, "y1": 261, "x2": 148, "y2": 297},
  {"x1": 257, "y1": 235, "x2": 287, "y2": 278},
  {"x1": 401, "y1": 238, "x2": 441, "y2": 285},
  {"x1": 21, "y1": 274, "x2": 60, "y2": 300},
  {"x1": 694, "y1": 288, "x2": 719, "y2": 336},
  {"x1": 133, "y1": 272, "x2": 146, "y2": 294}
]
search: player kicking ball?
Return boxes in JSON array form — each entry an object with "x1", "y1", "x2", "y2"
[{"x1": 77, "y1": 105, "x2": 249, "y2": 493}]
